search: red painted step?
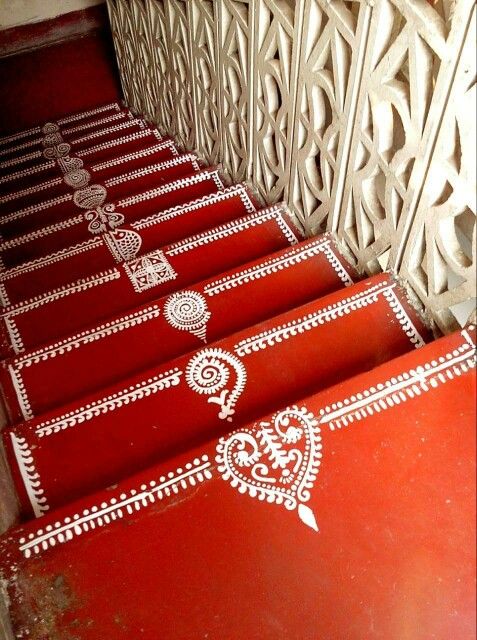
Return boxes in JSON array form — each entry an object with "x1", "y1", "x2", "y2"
[
  {"x1": 0, "y1": 117, "x2": 148, "y2": 163},
  {"x1": 0, "y1": 139, "x2": 178, "y2": 212},
  {"x1": 0, "y1": 177, "x2": 268, "y2": 306},
  {"x1": 0, "y1": 153, "x2": 201, "y2": 238},
  {"x1": 1, "y1": 329, "x2": 474, "y2": 639},
  {"x1": 0, "y1": 125, "x2": 164, "y2": 177},
  {"x1": 0, "y1": 109, "x2": 135, "y2": 164},
  {"x1": 0, "y1": 102, "x2": 124, "y2": 150},
  {"x1": 0, "y1": 157, "x2": 208, "y2": 266},
  {"x1": 0, "y1": 235, "x2": 358, "y2": 421},
  {"x1": 0, "y1": 202, "x2": 298, "y2": 356},
  {"x1": 3, "y1": 273, "x2": 430, "y2": 515}
]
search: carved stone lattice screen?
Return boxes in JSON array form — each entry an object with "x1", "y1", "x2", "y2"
[{"x1": 106, "y1": 0, "x2": 476, "y2": 333}]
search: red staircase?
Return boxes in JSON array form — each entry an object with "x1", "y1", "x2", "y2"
[{"x1": 0, "y1": 101, "x2": 475, "y2": 639}]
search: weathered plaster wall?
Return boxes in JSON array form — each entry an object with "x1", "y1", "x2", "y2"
[{"x1": 0, "y1": 0, "x2": 105, "y2": 30}]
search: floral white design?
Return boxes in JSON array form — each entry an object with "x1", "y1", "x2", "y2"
[
  {"x1": 186, "y1": 348, "x2": 247, "y2": 421},
  {"x1": 103, "y1": 229, "x2": 142, "y2": 262},
  {"x1": 164, "y1": 291, "x2": 211, "y2": 342},
  {"x1": 216, "y1": 406, "x2": 321, "y2": 531}
]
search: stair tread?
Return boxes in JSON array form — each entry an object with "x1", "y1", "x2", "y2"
[
  {"x1": 0, "y1": 139, "x2": 179, "y2": 215},
  {"x1": 0, "y1": 101, "x2": 124, "y2": 149},
  {"x1": 1, "y1": 327, "x2": 474, "y2": 639},
  {"x1": 0, "y1": 202, "x2": 299, "y2": 356},
  {"x1": 3, "y1": 272, "x2": 430, "y2": 515},
  {"x1": 0, "y1": 154, "x2": 206, "y2": 262},
  {"x1": 0, "y1": 234, "x2": 358, "y2": 421}
]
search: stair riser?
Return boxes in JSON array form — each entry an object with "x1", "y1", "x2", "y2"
[
  {"x1": 3, "y1": 274, "x2": 430, "y2": 516},
  {"x1": 0, "y1": 127, "x2": 163, "y2": 178},
  {"x1": 0, "y1": 205, "x2": 295, "y2": 355},
  {"x1": 0, "y1": 154, "x2": 197, "y2": 238},
  {"x1": 0, "y1": 118, "x2": 147, "y2": 163},
  {"x1": 1, "y1": 238, "x2": 357, "y2": 420},
  {"x1": 0, "y1": 141, "x2": 178, "y2": 213},
  {"x1": 0, "y1": 159, "x2": 206, "y2": 267}
]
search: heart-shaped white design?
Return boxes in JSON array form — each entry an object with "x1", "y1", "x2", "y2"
[{"x1": 216, "y1": 406, "x2": 321, "y2": 531}]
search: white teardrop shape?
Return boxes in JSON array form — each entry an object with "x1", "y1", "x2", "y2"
[{"x1": 298, "y1": 504, "x2": 319, "y2": 532}]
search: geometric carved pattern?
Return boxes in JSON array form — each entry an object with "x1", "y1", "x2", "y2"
[
  {"x1": 288, "y1": 0, "x2": 365, "y2": 235},
  {"x1": 252, "y1": 0, "x2": 300, "y2": 204},
  {"x1": 189, "y1": 0, "x2": 222, "y2": 164},
  {"x1": 399, "y1": 6, "x2": 477, "y2": 332},
  {"x1": 217, "y1": 0, "x2": 254, "y2": 181},
  {"x1": 106, "y1": 0, "x2": 476, "y2": 333}
]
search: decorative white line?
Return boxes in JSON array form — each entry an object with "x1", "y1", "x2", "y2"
[
  {"x1": 0, "y1": 161, "x2": 56, "y2": 185},
  {"x1": 131, "y1": 184, "x2": 256, "y2": 232},
  {"x1": 62, "y1": 111, "x2": 129, "y2": 136},
  {"x1": 3, "y1": 269, "x2": 120, "y2": 318},
  {"x1": 382, "y1": 287, "x2": 426, "y2": 347},
  {"x1": 166, "y1": 206, "x2": 291, "y2": 257},
  {"x1": 0, "y1": 150, "x2": 42, "y2": 170},
  {"x1": 0, "y1": 127, "x2": 40, "y2": 147},
  {"x1": 234, "y1": 281, "x2": 422, "y2": 356},
  {"x1": 69, "y1": 119, "x2": 146, "y2": 145},
  {"x1": 11, "y1": 434, "x2": 49, "y2": 518},
  {"x1": 8, "y1": 365, "x2": 33, "y2": 420},
  {"x1": 77, "y1": 129, "x2": 162, "y2": 158},
  {"x1": 90, "y1": 141, "x2": 178, "y2": 173},
  {"x1": 203, "y1": 238, "x2": 352, "y2": 297},
  {"x1": 0, "y1": 216, "x2": 84, "y2": 252},
  {"x1": 14, "y1": 305, "x2": 161, "y2": 367},
  {"x1": 0, "y1": 194, "x2": 73, "y2": 225},
  {"x1": 56, "y1": 103, "x2": 121, "y2": 126},
  {"x1": 4, "y1": 315, "x2": 24, "y2": 354},
  {"x1": 0, "y1": 136, "x2": 40, "y2": 157},
  {"x1": 320, "y1": 336, "x2": 476, "y2": 431},
  {"x1": 117, "y1": 169, "x2": 224, "y2": 209},
  {"x1": 103, "y1": 154, "x2": 199, "y2": 187},
  {"x1": 0, "y1": 176, "x2": 63, "y2": 205},
  {"x1": 0, "y1": 238, "x2": 102, "y2": 281},
  {"x1": 18, "y1": 455, "x2": 212, "y2": 553},
  {"x1": 35, "y1": 368, "x2": 183, "y2": 437},
  {"x1": 0, "y1": 281, "x2": 10, "y2": 306}
]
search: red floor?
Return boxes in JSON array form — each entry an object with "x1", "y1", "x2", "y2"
[{"x1": 0, "y1": 33, "x2": 121, "y2": 135}]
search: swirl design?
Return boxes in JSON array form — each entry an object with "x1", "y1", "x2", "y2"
[
  {"x1": 186, "y1": 348, "x2": 247, "y2": 421},
  {"x1": 164, "y1": 291, "x2": 211, "y2": 341},
  {"x1": 64, "y1": 169, "x2": 91, "y2": 189}
]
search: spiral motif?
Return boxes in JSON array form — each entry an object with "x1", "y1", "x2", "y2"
[
  {"x1": 43, "y1": 143, "x2": 71, "y2": 159},
  {"x1": 164, "y1": 291, "x2": 208, "y2": 331},
  {"x1": 64, "y1": 169, "x2": 91, "y2": 189},
  {"x1": 42, "y1": 122, "x2": 59, "y2": 134},
  {"x1": 42, "y1": 132, "x2": 64, "y2": 148},
  {"x1": 186, "y1": 351, "x2": 230, "y2": 395}
]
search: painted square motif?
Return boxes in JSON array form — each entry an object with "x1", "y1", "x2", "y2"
[{"x1": 124, "y1": 250, "x2": 177, "y2": 293}]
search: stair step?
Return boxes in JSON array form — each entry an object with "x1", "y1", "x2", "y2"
[
  {"x1": 0, "y1": 202, "x2": 298, "y2": 348},
  {"x1": 1, "y1": 328, "x2": 473, "y2": 638},
  {"x1": 0, "y1": 235, "x2": 358, "y2": 421},
  {"x1": 0, "y1": 152, "x2": 200, "y2": 236},
  {"x1": 0, "y1": 139, "x2": 179, "y2": 210},
  {"x1": 0, "y1": 156, "x2": 209, "y2": 267},
  {"x1": 0, "y1": 125, "x2": 164, "y2": 176},
  {"x1": 0, "y1": 101, "x2": 124, "y2": 150},
  {"x1": 0, "y1": 117, "x2": 148, "y2": 163},
  {"x1": 0, "y1": 110, "x2": 136, "y2": 162},
  {"x1": 0, "y1": 177, "x2": 266, "y2": 305},
  {"x1": 3, "y1": 273, "x2": 430, "y2": 515}
]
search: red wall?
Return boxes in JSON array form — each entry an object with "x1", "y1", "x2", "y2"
[{"x1": 0, "y1": 5, "x2": 122, "y2": 135}]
